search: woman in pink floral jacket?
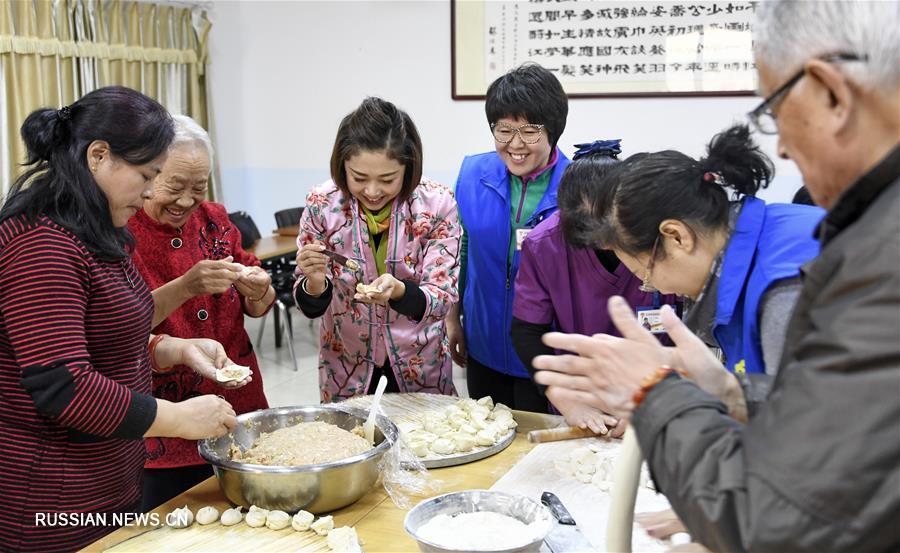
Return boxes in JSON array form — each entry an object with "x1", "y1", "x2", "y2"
[{"x1": 294, "y1": 98, "x2": 460, "y2": 402}]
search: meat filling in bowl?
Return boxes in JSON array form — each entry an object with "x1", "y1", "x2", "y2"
[{"x1": 232, "y1": 421, "x2": 371, "y2": 466}]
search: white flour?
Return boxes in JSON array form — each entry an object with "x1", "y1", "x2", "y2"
[{"x1": 416, "y1": 511, "x2": 543, "y2": 550}]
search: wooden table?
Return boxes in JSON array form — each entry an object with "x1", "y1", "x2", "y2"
[
  {"x1": 83, "y1": 411, "x2": 563, "y2": 552},
  {"x1": 273, "y1": 224, "x2": 299, "y2": 237},
  {"x1": 248, "y1": 234, "x2": 298, "y2": 261}
]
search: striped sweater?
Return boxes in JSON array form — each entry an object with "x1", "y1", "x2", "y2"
[{"x1": 0, "y1": 215, "x2": 156, "y2": 552}]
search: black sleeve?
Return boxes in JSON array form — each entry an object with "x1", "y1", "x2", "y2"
[
  {"x1": 510, "y1": 317, "x2": 554, "y2": 394},
  {"x1": 294, "y1": 277, "x2": 333, "y2": 319},
  {"x1": 389, "y1": 280, "x2": 427, "y2": 322}
]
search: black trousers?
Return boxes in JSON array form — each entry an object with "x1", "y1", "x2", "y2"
[
  {"x1": 141, "y1": 464, "x2": 214, "y2": 513},
  {"x1": 465, "y1": 355, "x2": 550, "y2": 413},
  {"x1": 367, "y1": 361, "x2": 401, "y2": 394}
]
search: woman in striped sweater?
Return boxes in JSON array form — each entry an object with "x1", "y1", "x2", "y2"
[{"x1": 0, "y1": 87, "x2": 239, "y2": 552}]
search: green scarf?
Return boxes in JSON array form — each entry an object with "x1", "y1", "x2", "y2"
[{"x1": 361, "y1": 202, "x2": 393, "y2": 275}]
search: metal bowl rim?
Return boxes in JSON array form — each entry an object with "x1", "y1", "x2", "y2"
[
  {"x1": 403, "y1": 489, "x2": 553, "y2": 552},
  {"x1": 197, "y1": 404, "x2": 398, "y2": 473}
]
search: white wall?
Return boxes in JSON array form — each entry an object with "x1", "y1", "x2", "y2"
[{"x1": 207, "y1": 0, "x2": 803, "y2": 231}]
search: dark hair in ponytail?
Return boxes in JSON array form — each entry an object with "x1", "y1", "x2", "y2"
[
  {"x1": 558, "y1": 140, "x2": 623, "y2": 247},
  {"x1": 593, "y1": 124, "x2": 773, "y2": 258},
  {"x1": 1, "y1": 86, "x2": 174, "y2": 260}
]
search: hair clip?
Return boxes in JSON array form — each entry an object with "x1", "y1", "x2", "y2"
[
  {"x1": 703, "y1": 171, "x2": 725, "y2": 185},
  {"x1": 57, "y1": 106, "x2": 71, "y2": 122},
  {"x1": 573, "y1": 139, "x2": 622, "y2": 161}
]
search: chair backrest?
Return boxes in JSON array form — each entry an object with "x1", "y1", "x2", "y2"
[
  {"x1": 274, "y1": 206, "x2": 304, "y2": 229},
  {"x1": 227, "y1": 211, "x2": 262, "y2": 249}
]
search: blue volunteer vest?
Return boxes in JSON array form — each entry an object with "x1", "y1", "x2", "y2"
[
  {"x1": 713, "y1": 197, "x2": 824, "y2": 375},
  {"x1": 455, "y1": 149, "x2": 570, "y2": 377}
]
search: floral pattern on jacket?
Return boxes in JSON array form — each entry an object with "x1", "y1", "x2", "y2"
[{"x1": 296, "y1": 178, "x2": 460, "y2": 402}]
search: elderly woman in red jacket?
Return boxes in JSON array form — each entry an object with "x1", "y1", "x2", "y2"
[{"x1": 128, "y1": 114, "x2": 274, "y2": 511}]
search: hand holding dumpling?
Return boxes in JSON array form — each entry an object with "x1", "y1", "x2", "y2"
[{"x1": 354, "y1": 274, "x2": 405, "y2": 305}]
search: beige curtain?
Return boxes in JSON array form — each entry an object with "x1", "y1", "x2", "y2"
[{"x1": 0, "y1": 0, "x2": 213, "y2": 198}]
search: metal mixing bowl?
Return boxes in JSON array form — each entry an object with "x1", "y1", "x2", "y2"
[
  {"x1": 198, "y1": 404, "x2": 398, "y2": 513},
  {"x1": 404, "y1": 490, "x2": 554, "y2": 553}
]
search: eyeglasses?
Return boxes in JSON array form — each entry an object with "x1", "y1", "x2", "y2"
[
  {"x1": 747, "y1": 53, "x2": 867, "y2": 135},
  {"x1": 491, "y1": 123, "x2": 546, "y2": 144},
  {"x1": 639, "y1": 235, "x2": 661, "y2": 293}
]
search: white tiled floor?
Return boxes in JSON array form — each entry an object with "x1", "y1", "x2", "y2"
[{"x1": 246, "y1": 311, "x2": 469, "y2": 408}]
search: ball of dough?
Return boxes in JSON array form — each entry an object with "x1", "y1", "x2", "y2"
[{"x1": 195, "y1": 506, "x2": 220, "y2": 525}]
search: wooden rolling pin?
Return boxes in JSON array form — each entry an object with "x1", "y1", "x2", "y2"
[{"x1": 527, "y1": 425, "x2": 610, "y2": 443}]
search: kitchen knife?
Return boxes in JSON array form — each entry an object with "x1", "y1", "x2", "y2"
[
  {"x1": 321, "y1": 249, "x2": 360, "y2": 271},
  {"x1": 541, "y1": 491, "x2": 597, "y2": 552}
]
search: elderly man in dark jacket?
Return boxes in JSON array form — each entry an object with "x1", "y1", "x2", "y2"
[{"x1": 532, "y1": 1, "x2": 900, "y2": 551}]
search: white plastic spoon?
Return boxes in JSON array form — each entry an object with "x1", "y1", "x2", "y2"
[{"x1": 363, "y1": 375, "x2": 388, "y2": 445}]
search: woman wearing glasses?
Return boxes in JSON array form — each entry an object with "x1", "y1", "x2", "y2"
[
  {"x1": 294, "y1": 97, "x2": 460, "y2": 402},
  {"x1": 447, "y1": 63, "x2": 570, "y2": 411},
  {"x1": 587, "y1": 125, "x2": 824, "y2": 416}
]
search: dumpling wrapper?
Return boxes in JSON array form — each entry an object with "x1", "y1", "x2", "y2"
[{"x1": 216, "y1": 364, "x2": 251, "y2": 383}]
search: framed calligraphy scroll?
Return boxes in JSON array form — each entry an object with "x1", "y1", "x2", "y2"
[{"x1": 452, "y1": 0, "x2": 758, "y2": 99}]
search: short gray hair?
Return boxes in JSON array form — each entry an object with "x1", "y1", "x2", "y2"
[
  {"x1": 170, "y1": 114, "x2": 214, "y2": 168},
  {"x1": 754, "y1": 0, "x2": 900, "y2": 92}
]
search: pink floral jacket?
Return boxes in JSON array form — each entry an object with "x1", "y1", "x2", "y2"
[{"x1": 296, "y1": 178, "x2": 460, "y2": 402}]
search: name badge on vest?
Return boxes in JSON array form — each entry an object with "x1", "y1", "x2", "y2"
[
  {"x1": 515, "y1": 228, "x2": 532, "y2": 251},
  {"x1": 636, "y1": 292, "x2": 666, "y2": 334}
]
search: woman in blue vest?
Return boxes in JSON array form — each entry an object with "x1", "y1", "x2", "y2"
[
  {"x1": 587, "y1": 125, "x2": 824, "y2": 414},
  {"x1": 447, "y1": 63, "x2": 570, "y2": 411}
]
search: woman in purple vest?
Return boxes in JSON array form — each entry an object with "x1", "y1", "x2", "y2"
[{"x1": 511, "y1": 140, "x2": 678, "y2": 436}]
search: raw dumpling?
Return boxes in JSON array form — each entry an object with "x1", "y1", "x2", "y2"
[
  {"x1": 195, "y1": 505, "x2": 219, "y2": 525},
  {"x1": 451, "y1": 432, "x2": 476, "y2": 453},
  {"x1": 407, "y1": 439, "x2": 430, "y2": 458},
  {"x1": 475, "y1": 428, "x2": 498, "y2": 446},
  {"x1": 216, "y1": 364, "x2": 251, "y2": 382},
  {"x1": 476, "y1": 396, "x2": 494, "y2": 409},
  {"x1": 292, "y1": 510, "x2": 315, "y2": 531},
  {"x1": 266, "y1": 509, "x2": 291, "y2": 530},
  {"x1": 245, "y1": 505, "x2": 269, "y2": 528},
  {"x1": 169, "y1": 506, "x2": 193, "y2": 529},
  {"x1": 396, "y1": 420, "x2": 424, "y2": 434},
  {"x1": 429, "y1": 437, "x2": 456, "y2": 455},
  {"x1": 311, "y1": 515, "x2": 334, "y2": 536},
  {"x1": 220, "y1": 506, "x2": 243, "y2": 526},
  {"x1": 327, "y1": 526, "x2": 362, "y2": 552}
]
